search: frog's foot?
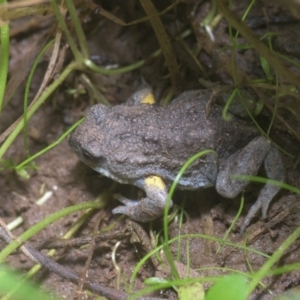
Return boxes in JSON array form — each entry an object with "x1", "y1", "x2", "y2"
[
  {"x1": 112, "y1": 176, "x2": 172, "y2": 223},
  {"x1": 239, "y1": 184, "x2": 277, "y2": 234},
  {"x1": 240, "y1": 145, "x2": 285, "y2": 233},
  {"x1": 216, "y1": 136, "x2": 284, "y2": 233}
]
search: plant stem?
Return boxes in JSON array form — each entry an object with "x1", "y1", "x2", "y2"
[
  {"x1": 0, "y1": 61, "x2": 80, "y2": 161},
  {"x1": 0, "y1": 2, "x2": 9, "y2": 112}
]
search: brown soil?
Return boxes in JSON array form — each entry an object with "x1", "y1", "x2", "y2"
[{"x1": 1, "y1": 1, "x2": 300, "y2": 299}]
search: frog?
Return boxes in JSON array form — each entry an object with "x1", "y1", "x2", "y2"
[{"x1": 69, "y1": 88, "x2": 284, "y2": 233}]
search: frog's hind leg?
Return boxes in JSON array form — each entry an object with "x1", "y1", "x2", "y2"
[
  {"x1": 112, "y1": 176, "x2": 171, "y2": 222},
  {"x1": 215, "y1": 136, "x2": 284, "y2": 232},
  {"x1": 241, "y1": 144, "x2": 284, "y2": 233}
]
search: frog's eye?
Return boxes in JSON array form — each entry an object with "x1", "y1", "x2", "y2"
[
  {"x1": 82, "y1": 150, "x2": 91, "y2": 161},
  {"x1": 82, "y1": 150, "x2": 98, "y2": 163}
]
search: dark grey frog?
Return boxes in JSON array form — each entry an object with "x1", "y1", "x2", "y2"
[{"x1": 69, "y1": 89, "x2": 284, "y2": 232}]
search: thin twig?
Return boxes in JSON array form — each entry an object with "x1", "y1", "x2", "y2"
[{"x1": 0, "y1": 219, "x2": 165, "y2": 300}]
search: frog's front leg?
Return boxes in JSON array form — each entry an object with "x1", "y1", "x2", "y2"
[
  {"x1": 216, "y1": 136, "x2": 284, "y2": 232},
  {"x1": 112, "y1": 176, "x2": 172, "y2": 222}
]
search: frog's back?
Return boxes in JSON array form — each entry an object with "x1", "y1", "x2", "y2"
[
  {"x1": 165, "y1": 90, "x2": 258, "y2": 159},
  {"x1": 80, "y1": 90, "x2": 258, "y2": 190}
]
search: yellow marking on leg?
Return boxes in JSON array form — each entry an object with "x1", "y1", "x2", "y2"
[
  {"x1": 141, "y1": 93, "x2": 156, "y2": 104},
  {"x1": 145, "y1": 176, "x2": 166, "y2": 190}
]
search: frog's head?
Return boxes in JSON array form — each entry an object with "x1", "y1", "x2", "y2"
[
  {"x1": 69, "y1": 102, "x2": 152, "y2": 184},
  {"x1": 68, "y1": 104, "x2": 111, "y2": 171}
]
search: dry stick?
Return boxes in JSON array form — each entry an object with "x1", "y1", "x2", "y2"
[
  {"x1": 21, "y1": 244, "x2": 129, "y2": 300},
  {"x1": 1, "y1": 40, "x2": 44, "y2": 112},
  {"x1": 0, "y1": 0, "x2": 50, "y2": 12},
  {"x1": 0, "y1": 220, "x2": 165, "y2": 300},
  {"x1": 139, "y1": 0, "x2": 182, "y2": 95},
  {"x1": 0, "y1": 219, "x2": 38, "y2": 264},
  {"x1": 215, "y1": 0, "x2": 300, "y2": 87},
  {"x1": 89, "y1": 0, "x2": 181, "y2": 27},
  {"x1": 190, "y1": 14, "x2": 300, "y2": 144},
  {"x1": 253, "y1": 89, "x2": 300, "y2": 143},
  {"x1": 76, "y1": 212, "x2": 103, "y2": 297},
  {"x1": 0, "y1": 17, "x2": 64, "y2": 144},
  {"x1": 220, "y1": 199, "x2": 299, "y2": 263},
  {"x1": 22, "y1": 230, "x2": 130, "y2": 252},
  {"x1": 127, "y1": 220, "x2": 160, "y2": 268},
  {"x1": 0, "y1": 221, "x2": 125, "y2": 300}
]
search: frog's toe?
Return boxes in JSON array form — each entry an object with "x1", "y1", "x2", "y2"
[
  {"x1": 113, "y1": 194, "x2": 139, "y2": 207},
  {"x1": 240, "y1": 185, "x2": 280, "y2": 234},
  {"x1": 112, "y1": 176, "x2": 171, "y2": 222},
  {"x1": 112, "y1": 205, "x2": 140, "y2": 220},
  {"x1": 112, "y1": 196, "x2": 165, "y2": 223},
  {"x1": 240, "y1": 199, "x2": 263, "y2": 234},
  {"x1": 112, "y1": 194, "x2": 147, "y2": 222}
]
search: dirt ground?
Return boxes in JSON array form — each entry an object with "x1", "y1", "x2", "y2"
[{"x1": 0, "y1": 1, "x2": 300, "y2": 299}]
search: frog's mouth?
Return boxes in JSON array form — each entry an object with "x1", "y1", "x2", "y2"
[{"x1": 92, "y1": 166, "x2": 131, "y2": 185}]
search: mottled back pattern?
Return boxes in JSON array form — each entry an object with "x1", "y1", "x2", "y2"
[{"x1": 69, "y1": 90, "x2": 258, "y2": 189}]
